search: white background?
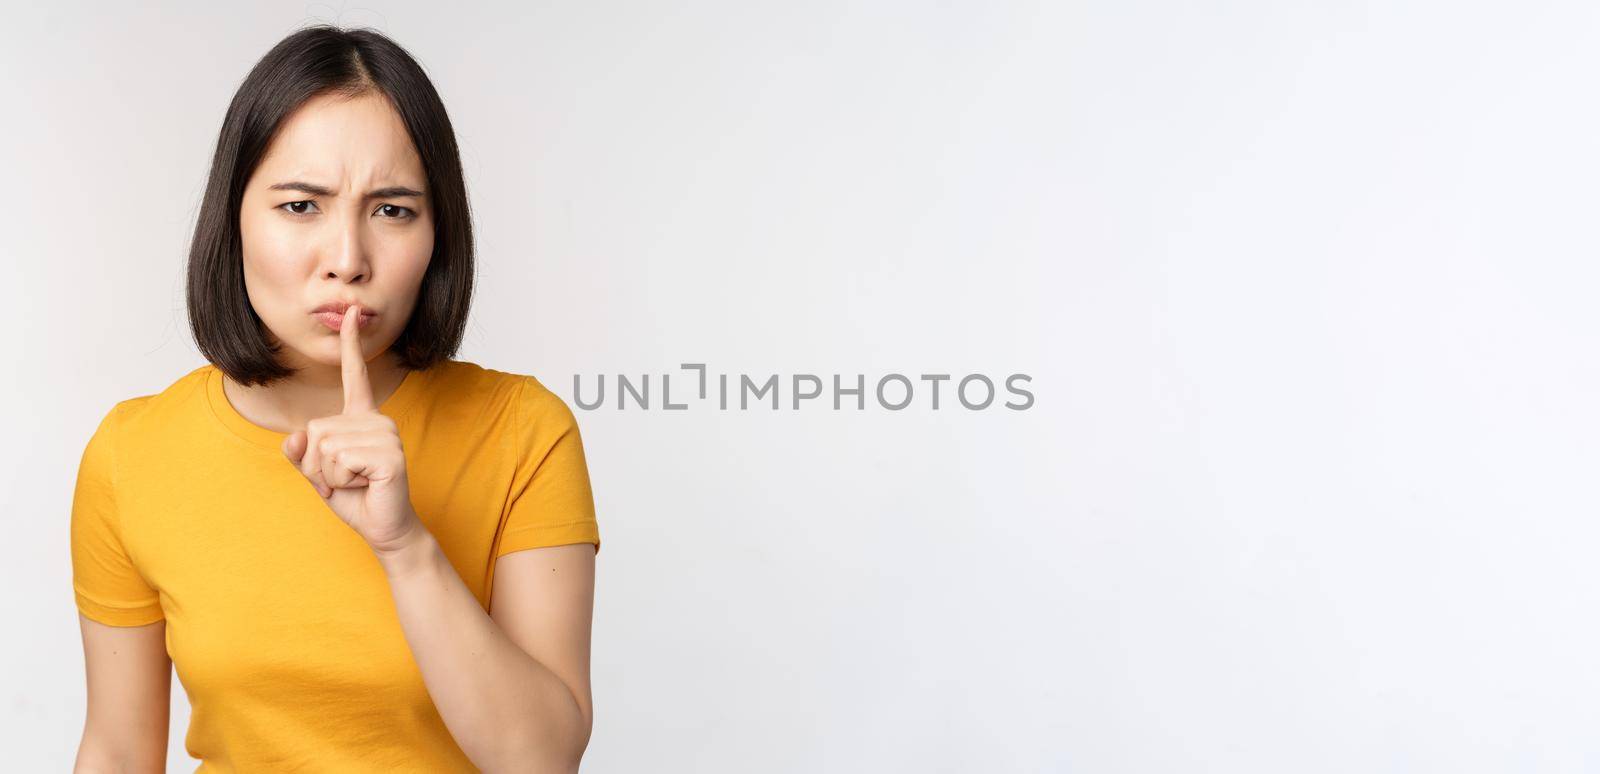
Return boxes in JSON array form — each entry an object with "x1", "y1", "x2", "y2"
[{"x1": 5, "y1": 1, "x2": 1598, "y2": 771}]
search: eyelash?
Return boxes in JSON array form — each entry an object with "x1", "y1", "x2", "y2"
[{"x1": 279, "y1": 201, "x2": 416, "y2": 220}]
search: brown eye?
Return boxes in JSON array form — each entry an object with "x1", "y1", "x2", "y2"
[
  {"x1": 280, "y1": 201, "x2": 318, "y2": 215},
  {"x1": 377, "y1": 204, "x2": 415, "y2": 219}
]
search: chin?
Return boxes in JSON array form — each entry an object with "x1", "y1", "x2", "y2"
[{"x1": 276, "y1": 337, "x2": 342, "y2": 367}]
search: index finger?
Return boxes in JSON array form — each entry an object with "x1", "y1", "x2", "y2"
[{"x1": 341, "y1": 305, "x2": 375, "y2": 414}]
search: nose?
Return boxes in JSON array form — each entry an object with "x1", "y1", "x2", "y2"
[{"x1": 319, "y1": 210, "x2": 370, "y2": 283}]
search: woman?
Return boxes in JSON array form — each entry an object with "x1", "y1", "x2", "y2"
[{"x1": 69, "y1": 25, "x2": 600, "y2": 773}]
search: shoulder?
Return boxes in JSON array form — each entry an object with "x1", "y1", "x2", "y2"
[
  {"x1": 78, "y1": 366, "x2": 212, "y2": 479},
  {"x1": 516, "y1": 373, "x2": 578, "y2": 424},
  {"x1": 423, "y1": 360, "x2": 580, "y2": 430},
  {"x1": 431, "y1": 361, "x2": 573, "y2": 413},
  {"x1": 91, "y1": 365, "x2": 213, "y2": 440},
  {"x1": 514, "y1": 372, "x2": 582, "y2": 438}
]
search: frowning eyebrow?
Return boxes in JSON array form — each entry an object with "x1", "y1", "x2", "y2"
[{"x1": 267, "y1": 181, "x2": 425, "y2": 198}]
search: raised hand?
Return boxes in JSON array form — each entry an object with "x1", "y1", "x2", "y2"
[{"x1": 282, "y1": 305, "x2": 422, "y2": 555}]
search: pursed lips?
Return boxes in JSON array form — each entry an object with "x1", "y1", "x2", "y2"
[{"x1": 312, "y1": 303, "x2": 377, "y2": 330}]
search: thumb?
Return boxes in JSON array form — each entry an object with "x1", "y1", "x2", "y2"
[{"x1": 282, "y1": 429, "x2": 308, "y2": 465}]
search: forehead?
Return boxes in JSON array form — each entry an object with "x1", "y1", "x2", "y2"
[{"x1": 253, "y1": 91, "x2": 423, "y2": 184}]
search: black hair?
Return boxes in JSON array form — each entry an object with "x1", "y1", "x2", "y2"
[{"x1": 186, "y1": 24, "x2": 473, "y2": 386}]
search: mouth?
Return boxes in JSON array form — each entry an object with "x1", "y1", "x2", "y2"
[{"x1": 312, "y1": 303, "x2": 377, "y2": 331}]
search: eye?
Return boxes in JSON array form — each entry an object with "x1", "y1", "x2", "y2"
[
  {"x1": 279, "y1": 200, "x2": 319, "y2": 216},
  {"x1": 376, "y1": 204, "x2": 416, "y2": 220}
]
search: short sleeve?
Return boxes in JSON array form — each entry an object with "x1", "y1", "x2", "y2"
[
  {"x1": 495, "y1": 377, "x2": 601, "y2": 557},
  {"x1": 70, "y1": 404, "x2": 164, "y2": 626}
]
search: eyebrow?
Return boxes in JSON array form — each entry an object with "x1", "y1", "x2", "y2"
[{"x1": 267, "y1": 181, "x2": 426, "y2": 198}]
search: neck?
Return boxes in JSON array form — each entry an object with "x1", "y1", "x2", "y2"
[{"x1": 222, "y1": 349, "x2": 409, "y2": 433}]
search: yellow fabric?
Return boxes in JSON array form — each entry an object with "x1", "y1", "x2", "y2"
[{"x1": 69, "y1": 360, "x2": 600, "y2": 772}]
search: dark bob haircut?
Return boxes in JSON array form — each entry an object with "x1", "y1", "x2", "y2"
[{"x1": 186, "y1": 25, "x2": 473, "y2": 386}]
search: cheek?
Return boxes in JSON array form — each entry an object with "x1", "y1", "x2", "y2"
[
  {"x1": 242, "y1": 217, "x2": 308, "y2": 268},
  {"x1": 379, "y1": 233, "x2": 433, "y2": 330},
  {"x1": 388, "y1": 227, "x2": 434, "y2": 281},
  {"x1": 239, "y1": 212, "x2": 311, "y2": 313}
]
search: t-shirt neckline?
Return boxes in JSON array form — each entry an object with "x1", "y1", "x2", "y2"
[{"x1": 205, "y1": 363, "x2": 430, "y2": 451}]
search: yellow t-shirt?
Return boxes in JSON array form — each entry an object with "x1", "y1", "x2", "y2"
[{"x1": 69, "y1": 360, "x2": 600, "y2": 772}]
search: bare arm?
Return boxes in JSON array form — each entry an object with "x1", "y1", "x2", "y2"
[
  {"x1": 74, "y1": 615, "x2": 170, "y2": 774},
  {"x1": 378, "y1": 526, "x2": 595, "y2": 774}
]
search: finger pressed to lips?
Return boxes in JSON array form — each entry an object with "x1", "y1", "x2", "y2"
[
  {"x1": 340, "y1": 305, "x2": 376, "y2": 414},
  {"x1": 313, "y1": 310, "x2": 375, "y2": 331},
  {"x1": 289, "y1": 307, "x2": 383, "y2": 498}
]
